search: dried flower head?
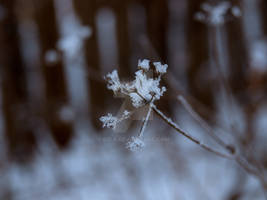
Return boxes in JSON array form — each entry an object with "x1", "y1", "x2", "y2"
[
  {"x1": 99, "y1": 113, "x2": 118, "y2": 129},
  {"x1": 126, "y1": 136, "x2": 145, "y2": 152},
  {"x1": 100, "y1": 59, "x2": 168, "y2": 151},
  {"x1": 104, "y1": 59, "x2": 167, "y2": 108},
  {"x1": 99, "y1": 110, "x2": 131, "y2": 130}
]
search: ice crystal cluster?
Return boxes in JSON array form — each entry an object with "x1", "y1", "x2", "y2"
[
  {"x1": 126, "y1": 136, "x2": 145, "y2": 152},
  {"x1": 100, "y1": 110, "x2": 131, "y2": 130},
  {"x1": 99, "y1": 59, "x2": 168, "y2": 151},
  {"x1": 105, "y1": 59, "x2": 167, "y2": 108},
  {"x1": 195, "y1": 1, "x2": 241, "y2": 26}
]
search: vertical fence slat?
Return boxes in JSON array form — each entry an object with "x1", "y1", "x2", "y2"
[
  {"x1": 186, "y1": 0, "x2": 215, "y2": 121},
  {"x1": 73, "y1": 0, "x2": 111, "y2": 129},
  {"x1": 0, "y1": 0, "x2": 36, "y2": 162},
  {"x1": 34, "y1": 0, "x2": 73, "y2": 148},
  {"x1": 114, "y1": 1, "x2": 131, "y2": 77}
]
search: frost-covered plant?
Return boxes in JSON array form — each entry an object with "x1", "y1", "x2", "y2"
[
  {"x1": 99, "y1": 58, "x2": 267, "y2": 193},
  {"x1": 99, "y1": 59, "x2": 234, "y2": 156},
  {"x1": 100, "y1": 59, "x2": 167, "y2": 151},
  {"x1": 126, "y1": 136, "x2": 145, "y2": 152},
  {"x1": 195, "y1": 1, "x2": 241, "y2": 26},
  {"x1": 100, "y1": 110, "x2": 131, "y2": 130}
]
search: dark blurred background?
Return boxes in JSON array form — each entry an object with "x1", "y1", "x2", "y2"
[{"x1": 0, "y1": 0, "x2": 267, "y2": 199}]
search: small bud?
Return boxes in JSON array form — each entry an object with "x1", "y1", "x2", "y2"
[
  {"x1": 99, "y1": 113, "x2": 118, "y2": 129},
  {"x1": 126, "y1": 136, "x2": 145, "y2": 152}
]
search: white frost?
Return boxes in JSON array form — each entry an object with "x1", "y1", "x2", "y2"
[
  {"x1": 134, "y1": 70, "x2": 166, "y2": 103},
  {"x1": 100, "y1": 59, "x2": 168, "y2": 150},
  {"x1": 99, "y1": 113, "x2": 118, "y2": 129},
  {"x1": 153, "y1": 62, "x2": 168, "y2": 74},
  {"x1": 104, "y1": 59, "x2": 167, "y2": 108},
  {"x1": 138, "y1": 59, "x2": 150, "y2": 71},
  {"x1": 126, "y1": 136, "x2": 145, "y2": 152},
  {"x1": 105, "y1": 70, "x2": 122, "y2": 93},
  {"x1": 129, "y1": 92, "x2": 144, "y2": 108}
]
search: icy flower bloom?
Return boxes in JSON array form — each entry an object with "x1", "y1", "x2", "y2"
[
  {"x1": 126, "y1": 136, "x2": 145, "y2": 152},
  {"x1": 100, "y1": 59, "x2": 167, "y2": 150},
  {"x1": 99, "y1": 113, "x2": 118, "y2": 129},
  {"x1": 99, "y1": 110, "x2": 131, "y2": 130},
  {"x1": 104, "y1": 59, "x2": 167, "y2": 108},
  {"x1": 195, "y1": 2, "x2": 241, "y2": 26}
]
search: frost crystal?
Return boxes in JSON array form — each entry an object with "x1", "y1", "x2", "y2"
[
  {"x1": 153, "y1": 62, "x2": 168, "y2": 74},
  {"x1": 122, "y1": 110, "x2": 130, "y2": 118},
  {"x1": 126, "y1": 136, "x2": 145, "y2": 152},
  {"x1": 138, "y1": 59, "x2": 150, "y2": 71},
  {"x1": 104, "y1": 59, "x2": 167, "y2": 108},
  {"x1": 105, "y1": 70, "x2": 122, "y2": 94},
  {"x1": 129, "y1": 93, "x2": 144, "y2": 108},
  {"x1": 99, "y1": 110, "x2": 132, "y2": 130},
  {"x1": 99, "y1": 113, "x2": 118, "y2": 129}
]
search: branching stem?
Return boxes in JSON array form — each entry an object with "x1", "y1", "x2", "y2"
[
  {"x1": 177, "y1": 95, "x2": 234, "y2": 153},
  {"x1": 139, "y1": 99, "x2": 154, "y2": 138},
  {"x1": 177, "y1": 95, "x2": 267, "y2": 189},
  {"x1": 151, "y1": 104, "x2": 232, "y2": 159}
]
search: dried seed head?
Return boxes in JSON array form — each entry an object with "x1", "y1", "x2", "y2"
[
  {"x1": 126, "y1": 136, "x2": 145, "y2": 152},
  {"x1": 99, "y1": 113, "x2": 118, "y2": 129}
]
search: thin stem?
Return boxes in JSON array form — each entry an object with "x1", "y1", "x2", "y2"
[
  {"x1": 177, "y1": 96, "x2": 267, "y2": 188},
  {"x1": 177, "y1": 95, "x2": 234, "y2": 153},
  {"x1": 139, "y1": 100, "x2": 154, "y2": 138},
  {"x1": 151, "y1": 104, "x2": 232, "y2": 159},
  {"x1": 235, "y1": 155, "x2": 267, "y2": 191}
]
